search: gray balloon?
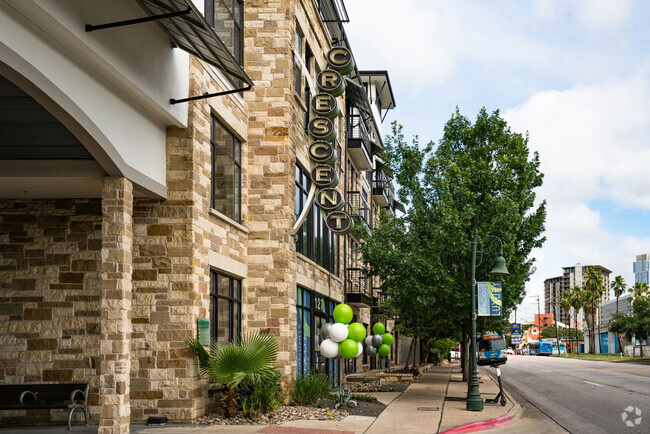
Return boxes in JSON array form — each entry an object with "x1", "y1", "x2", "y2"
[
  {"x1": 320, "y1": 323, "x2": 333, "y2": 340},
  {"x1": 366, "y1": 345, "x2": 378, "y2": 356},
  {"x1": 372, "y1": 334, "x2": 383, "y2": 347},
  {"x1": 364, "y1": 336, "x2": 374, "y2": 346}
]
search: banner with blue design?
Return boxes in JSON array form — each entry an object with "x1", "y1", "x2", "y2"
[{"x1": 477, "y1": 281, "x2": 502, "y2": 316}]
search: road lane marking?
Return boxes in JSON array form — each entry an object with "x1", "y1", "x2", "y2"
[{"x1": 584, "y1": 380, "x2": 602, "y2": 386}]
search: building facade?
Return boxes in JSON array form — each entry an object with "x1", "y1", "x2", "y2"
[
  {"x1": 634, "y1": 253, "x2": 650, "y2": 284},
  {"x1": 0, "y1": 0, "x2": 397, "y2": 432},
  {"x1": 544, "y1": 276, "x2": 566, "y2": 324},
  {"x1": 562, "y1": 263, "x2": 611, "y2": 329}
]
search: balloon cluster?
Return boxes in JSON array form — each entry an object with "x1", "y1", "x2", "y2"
[
  {"x1": 364, "y1": 322, "x2": 393, "y2": 358},
  {"x1": 319, "y1": 303, "x2": 393, "y2": 360}
]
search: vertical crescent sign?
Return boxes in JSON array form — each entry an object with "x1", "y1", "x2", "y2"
[{"x1": 292, "y1": 46, "x2": 356, "y2": 235}]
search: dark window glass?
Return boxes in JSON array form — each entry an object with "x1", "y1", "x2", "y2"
[
  {"x1": 211, "y1": 116, "x2": 241, "y2": 222},
  {"x1": 294, "y1": 28, "x2": 303, "y2": 96},
  {"x1": 204, "y1": 0, "x2": 244, "y2": 85},
  {"x1": 295, "y1": 164, "x2": 339, "y2": 274},
  {"x1": 210, "y1": 270, "x2": 242, "y2": 344}
]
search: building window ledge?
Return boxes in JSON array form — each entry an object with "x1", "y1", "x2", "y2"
[
  {"x1": 209, "y1": 208, "x2": 249, "y2": 233},
  {"x1": 297, "y1": 252, "x2": 342, "y2": 283}
]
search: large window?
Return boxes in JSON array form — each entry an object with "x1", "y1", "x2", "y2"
[
  {"x1": 295, "y1": 164, "x2": 339, "y2": 274},
  {"x1": 211, "y1": 115, "x2": 241, "y2": 222},
  {"x1": 296, "y1": 287, "x2": 340, "y2": 386},
  {"x1": 205, "y1": 0, "x2": 244, "y2": 65},
  {"x1": 210, "y1": 271, "x2": 242, "y2": 344},
  {"x1": 294, "y1": 27, "x2": 303, "y2": 96}
]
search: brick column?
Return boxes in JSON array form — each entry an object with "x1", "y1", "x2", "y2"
[{"x1": 99, "y1": 177, "x2": 133, "y2": 433}]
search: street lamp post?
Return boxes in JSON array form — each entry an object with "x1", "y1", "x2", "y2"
[{"x1": 466, "y1": 230, "x2": 510, "y2": 411}]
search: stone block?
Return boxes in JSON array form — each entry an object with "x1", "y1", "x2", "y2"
[
  {"x1": 24, "y1": 308, "x2": 52, "y2": 320},
  {"x1": 133, "y1": 270, "x2": 158, "y2": 281},
  {"x1": 43, "y1": 369, "x2": 73, "y2": 381},
  {"x1": 26, "y1": 339, "x2": 58, "y2": 350}
]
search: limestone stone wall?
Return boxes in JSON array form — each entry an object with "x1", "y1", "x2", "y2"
[{"x1": 0, "y1": 199, "x2": 102, "y2": 425}]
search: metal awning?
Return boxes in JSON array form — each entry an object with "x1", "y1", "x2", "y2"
[
  {"x1": 345, "y1": 77, "x2": 372, "y2": 115},
  {"x1": 132, "y1": 0, "x2": 253, "y2": 86}
]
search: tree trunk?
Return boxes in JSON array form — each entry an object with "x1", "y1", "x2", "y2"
[{"x1": 404, "y1": 336, "x2": 416, "y2": 369}]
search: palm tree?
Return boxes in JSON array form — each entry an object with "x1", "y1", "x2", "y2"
[
  {"x1": 570, "y1": 286, "x2": 584, "y2": 353},
  {"x1": 631, "y1": 281, "x2": 649, "y2": 301},
  {"x1": 584, "y1": 267, "x2": 606, "y2": 354},
  {"x1": 560, "y1": 290, "x2": 572, "y2": 354},
  {"x1": 187, "y1": 331, "x2": 279, "y2": 417},
  {"x1": 611, "y1": 275, "x2": 627, "y2": 353}
]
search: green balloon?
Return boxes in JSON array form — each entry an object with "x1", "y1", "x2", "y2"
[
  {"x1": 372, "y1": 322, "x2": 385, "y2": 335},
  {"x1": 382, "y1": 333, "x2": 394, "y2": 346},
  {"x1": 378, "y1": 344, "x2": 391, "y2": 358},
  {"x1": 348, "y1": 322, "x2": 366, "y2": 342},
  {"x1": 339, "y1": 339, "x2": 359, "y2": 359},
  {"x1": 333, "y1": 304, "x2": 353, "y2": 324}
]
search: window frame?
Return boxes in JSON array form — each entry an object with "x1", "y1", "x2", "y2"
[
  {"x1": 210, "y1": 270, "x2": 242, "y2": 344},
  {"x1": 204, "y1": 0, "x2": 245, "y2": 85},
  {"x1": 211, "y1": 115, "x2": 242, "y2": 223},
  {"x1": 295, "y1": 163, "x2": 339, "y2": 275}
]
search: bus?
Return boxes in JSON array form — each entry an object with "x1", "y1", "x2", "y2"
[
  {"x1": 528, "y1": 340, "x2": 553, "y2": 356},
  {"x1": 477, "y1": 333, "x2": 508, "y2": 365}
]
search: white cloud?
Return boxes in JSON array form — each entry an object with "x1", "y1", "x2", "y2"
[
  {"x1": 504, "y1": 70, "x2": 650, "y2": 303},
  {"x1": 574, "y1": 0, "x2": 635, "y2": 30}
]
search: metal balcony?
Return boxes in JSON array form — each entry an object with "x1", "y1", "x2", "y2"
[
  {"x1": 372, "y1": 169, "x2": 393, "y2": 206},
  {"x1": 346, "y1": 267, "x2": 371, "y2": 307},
  {"x1": 371, "y1": 289, "x2": 388, "y2": 316},
  {"x1": 346, "y1": 191, "x2": 370, "y2": 225},
  {"x1": 347, "y1": 114, "x2": 373, "y2": 171}
]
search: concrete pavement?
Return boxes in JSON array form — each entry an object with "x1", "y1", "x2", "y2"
[{"x1": 132, "y1": 361, "x2": 540, "y2": 434}]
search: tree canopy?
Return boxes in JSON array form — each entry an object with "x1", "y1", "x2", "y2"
[{"x1": 358, "y1": 108, "x2": 546, "y2": 351}]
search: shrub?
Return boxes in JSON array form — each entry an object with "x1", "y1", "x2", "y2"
[
  {"x1": 386, "y1": 366, "x2": 420, "y2": 377},
  {"x1": 238, "y1": 369, "x2": 284, "y2": 418},
  {"x1": 292, "y1": 373, "x2": 331, "y2": 405}
]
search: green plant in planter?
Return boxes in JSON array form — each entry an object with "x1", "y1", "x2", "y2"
[
  {"x1": 186, "y1": 331, "x2": 279, "y2": 417},
  {"x1": 292, "y1": 373, "x2": 331, "y2": 405},
  {"x1": 335, "y1": 386, "x2": 357, "y2": 409}
]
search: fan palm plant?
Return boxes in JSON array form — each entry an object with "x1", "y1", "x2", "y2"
[
  {"x1": 187, "y1": 331, "x2": 279, "y2": 417},
  {"x1": 631, "y1": 281, "x2": 649, "y2": 301}
]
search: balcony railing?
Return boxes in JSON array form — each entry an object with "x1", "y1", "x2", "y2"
[
  {"x1": 346, "y1": 113, "x2": 372, "y2": 171},
  {"x1": 372, "y1": 169, "x2": 394, "y2": 207},
  {"x1": 347, "y1": 190, "x2": 370, "y2": 224},
  {"x1": 346, "y1": 267, "x2": 371, "y2": 307}
]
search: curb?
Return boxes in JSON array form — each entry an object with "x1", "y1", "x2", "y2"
[{"x1": 438, "y1": 414, "x2": 514, "y2": 434}]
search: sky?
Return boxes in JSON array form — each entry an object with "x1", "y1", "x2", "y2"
[{"x1": 343, "y1": 0, "x2": 650, "y2": 322}]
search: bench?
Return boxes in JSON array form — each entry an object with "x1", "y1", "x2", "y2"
[{"x1": 0, "y1": 383, "x2": 89, "y2": 430}]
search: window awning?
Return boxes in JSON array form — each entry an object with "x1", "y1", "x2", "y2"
[
  {"x1": 345, "y1": 77, "x2": 372, "y2": 115},
  {"x1": 133, "y1": 0, "x2": 253, "y2": 87}
]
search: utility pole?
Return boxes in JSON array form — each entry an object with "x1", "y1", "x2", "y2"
[{"x1": 536, "y1": 295, "x2": 541, "y2": 336}]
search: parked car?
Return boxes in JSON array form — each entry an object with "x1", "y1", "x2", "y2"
[{"x1": 504, "y1": 348, "x2": 514, "y2": 355}]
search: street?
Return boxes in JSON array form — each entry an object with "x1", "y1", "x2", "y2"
[{"x1": 499, "y1": 355, "x2": 650, "y2": 433}]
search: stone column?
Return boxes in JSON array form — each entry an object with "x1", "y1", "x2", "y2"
[{"x1": 99, "y1": 177, "x2": 133, "y2": 433}]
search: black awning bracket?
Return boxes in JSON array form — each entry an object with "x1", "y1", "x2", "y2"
[
  {"x1": 85, "y1": 7, "x2": 191, "y2": 32},
  {"x1": 170, "y1": 84, "x2": 252, "y2": 104}
]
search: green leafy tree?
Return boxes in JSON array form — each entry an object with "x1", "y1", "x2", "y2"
[
  {"x1": 186, "y1": 331, "x2": 279, "y2": 417},
  {"x1": 360, "y1": 109, "x2": 546, "y2": 379},
  {"x1": 541, "y1": 326, "x2": 583, "y2": 340},
  {"x1": 610, "y1": 295, "x2": 650, "y2": 357},
  {"x1": 610, "y1": 275, "x2": 627, "y2": 352}
]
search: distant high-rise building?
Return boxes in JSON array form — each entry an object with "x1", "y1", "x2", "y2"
[
  {"x1": 634, "y1": 254, "x2": 650, "y2": 284},
  {"x1": 544, "y1": 276, "x2": 568, "y2": 324},
  {"x1": 561, "y1": 263, "x2": 612, "y2": 329}
]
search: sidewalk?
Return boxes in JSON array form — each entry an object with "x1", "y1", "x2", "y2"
[{"x1": 134, "y1": 361, "x2": 523, "y2": 434}]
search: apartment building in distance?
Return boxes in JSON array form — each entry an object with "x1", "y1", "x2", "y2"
[{"x1": 0, "y1": 1, "x2": 397, "y2": 432}]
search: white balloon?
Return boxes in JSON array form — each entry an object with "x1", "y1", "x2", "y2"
[
  {"x1": 364, "y1": 336, "x2": 373, "y2": 346},
  {"x1": 356, "y1": 341, "x2": 363, "y2": 357},
  {"x1": 329, "y1": 323, "x2": 349, "y2": 343},
  {"x1": 320, "y1": 339, "x2": 340, "y2": 358}
]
